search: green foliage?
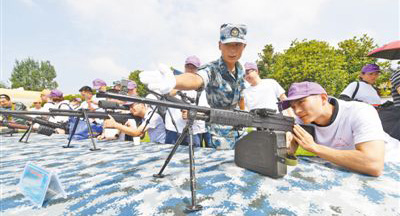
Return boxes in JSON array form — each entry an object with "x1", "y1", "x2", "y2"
[
  {"x1": 0, "y1": 81, "x2": 8, "y2": 88},
  {"x1": 64, "y1": 94, "x2": 83, "y2": 102},
  {"x1": 10, "y1": 58, "x2": 58, "y2": 91},
  {"x1": 263, "y1": 39, "x2": 349, "y2": 96},
  {"x1": 257, "y1": 35, "x2": 392, "y2": 97},
  {"x1": 337, "y1": 34, "x2": 378, "y2": 81},
  {"x1": 257, "y1": 44, "x2": 276, "y2": 78},
  {"x1": 128, "y1": 70, "x2": 147, "y2": 97}
]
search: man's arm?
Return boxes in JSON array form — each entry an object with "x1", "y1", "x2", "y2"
[
  {"x1": 103, "y1": 116, "x2": 144, "y2": 137},
  {"x1": 175, "y1": 73, "x2": 204, "y2": 91},
  {"x1": 292, "y1": 125, "x2": 385, "y2": 177}
]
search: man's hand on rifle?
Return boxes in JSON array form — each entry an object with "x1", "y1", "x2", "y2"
[
  {"x1": 292, "y1": 124, "x2": 318, "y2": 153},
  {"x1": 104, "y1": 115, "x2": 118, "y2": 128},
  {"x1": 286, "y1": 131, "x2": 298, "y2": 156},
  {"x1": 139, "y1": 64, "x2": 176, "y2": 95}
]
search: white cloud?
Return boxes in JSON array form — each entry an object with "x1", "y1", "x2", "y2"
[
  {"x1": 5, "y1": 0, "x2": 397, "y2": 93},
  {"x1": 64, "y1": 0, "x2": 330, "y2": 69},
  {"x1": 88, "y1": 57, "x2": 129, "y2": 79}
]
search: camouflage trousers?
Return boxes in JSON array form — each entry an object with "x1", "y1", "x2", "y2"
[{"x1": 207, "y1": 124, "x2": 246, "y2": 150}]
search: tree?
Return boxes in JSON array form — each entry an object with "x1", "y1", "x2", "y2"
[
  {"x1": 257, "y1": 35, "x2": 392, "y2": 96},
  {"x1": 10, "y1": 58, "x2": 58, "y2": 91},
  {"x1": 257, "y1": 44, "x2": 276, "y2": 78},
  {"x1": 265, "y1": 39, "x2": 349, "y2": 96},
  {"x1": 0, "y1": 81, "x2": 7, "y2": 88},
  {"x1": 337, "y1": 35, "x2": 391, "y2": 94},
  {"x1": 337, "y1": 34, "x2": 378, "y2": 80},
  {"x1": 128, "y1": 70, "x2": 147, "y2": 97}
]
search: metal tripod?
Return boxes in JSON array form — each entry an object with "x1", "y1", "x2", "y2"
[
  {"x1": 64, "y1": 109, "x2": 100, "y2": 151},
  {"x1": 153, "y1": 109, "x2": 202, "y2": 212}
]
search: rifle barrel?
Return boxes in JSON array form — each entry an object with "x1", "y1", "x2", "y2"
[
  {"x1": 97, "y1": 92, "x2": 211, "y2": 113},
  {"x1": 0, "y1": 110, "x2": 135, "y2": 121},
  {"x1": 97, "y1": 92, "x2": 295, "y2": 132}
]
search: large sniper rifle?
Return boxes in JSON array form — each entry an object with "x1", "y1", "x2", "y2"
[
  {"x1": 97, "y1": 92, "x2": 295, "y2": 211},
  {"x1": 0, "y1": 108, "x2": 137, "y2": 151}
]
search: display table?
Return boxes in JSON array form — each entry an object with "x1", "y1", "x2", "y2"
[{"x1": 1, "y1": 134, "x2": 399, "y2": 215}]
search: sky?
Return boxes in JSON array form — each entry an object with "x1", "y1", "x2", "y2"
[{"x1": 1, "y1": 0, "x2": 399, "y2": 94}]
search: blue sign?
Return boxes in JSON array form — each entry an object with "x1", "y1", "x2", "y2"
[{"x1": 18, "y1": 162, "x2": 66, "y2": 206}]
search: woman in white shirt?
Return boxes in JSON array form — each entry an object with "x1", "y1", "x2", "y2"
[{"x1": 339, "y1": 64, "x2": 381, "y2": 106}]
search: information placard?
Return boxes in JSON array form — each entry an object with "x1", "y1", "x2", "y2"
[{"x1": 19, "y1": 162, "x2": 66, "y2": 206}]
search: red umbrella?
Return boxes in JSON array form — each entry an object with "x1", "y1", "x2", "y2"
[{"x1": 367, "y1": 40, "x2": 400, "y2": 60}]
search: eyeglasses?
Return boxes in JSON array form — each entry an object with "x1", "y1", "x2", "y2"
[{"x1": 33, "y1": 102, "x2": 41, "y2": 104}]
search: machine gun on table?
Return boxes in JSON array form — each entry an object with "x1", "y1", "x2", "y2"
[
  {"x1": 0, "y1": 108, "x2": 138, "y2": 151},
  {"x1": 97, "y1": 92, "x2": 296, "y2": 212}
]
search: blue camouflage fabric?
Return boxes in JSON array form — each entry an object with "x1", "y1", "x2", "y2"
[
  {"x1": 1, "y1": 134, "x2": 399, "y2": 215},
  {"x1": 197, "y1": 57, "x2": 246, "y2": 149}
]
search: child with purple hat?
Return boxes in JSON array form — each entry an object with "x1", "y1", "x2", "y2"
[
  {"x1": 127, "y1": 81, "x2": 137, "y2": 96},
  {"x1": 93, "y1": 78, "x2": 107, "y2": 92},
  {"x1": 164, "y1": 55, "x2": 211, "y2": 147}
]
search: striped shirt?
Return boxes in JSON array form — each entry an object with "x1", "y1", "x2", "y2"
[{"x1": 391, "y1": 69, "x2": 400, "y2": 107}]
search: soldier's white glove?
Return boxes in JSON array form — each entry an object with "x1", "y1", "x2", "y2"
[{"x1": 139, "y1": 64, "x2": 176, "y2": 94}]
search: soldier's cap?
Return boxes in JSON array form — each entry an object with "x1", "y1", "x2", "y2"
[
  {"x1": 278, "y1": 81, "x2": 327, "y2": 110},
  {"x1": 220, "y1": 23, "x2": 247, "y2": 44}
]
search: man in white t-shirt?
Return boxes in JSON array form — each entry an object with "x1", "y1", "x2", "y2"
[
  {"x1": 79, "y1": 86, "x2": 99, "y2": 111},
  {"x1": 242, "y1": 62, "x2": 294, "y2": 117},
  {"x1": 103, "y1": 102, "x2": 166, "y2": 144},
  {"x1": 279, "y1": 81, "x2": 399, "y2": 177},
  {"x1": 164, "y1": 55, "x2": 210, "y2": 147}
]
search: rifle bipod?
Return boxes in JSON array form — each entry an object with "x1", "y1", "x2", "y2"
[
  {"x1": 153, "y1": 109, "x2": 202, "y2": 212},
  {"x1": 64, "y1": 109, "x2": 100, "y2": 151},
  {"x1": 19, "y1": 124, "x2": 34, "y2": 143}
]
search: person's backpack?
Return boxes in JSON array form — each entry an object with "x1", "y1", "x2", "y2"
[{"x1": 339, "y1": 82, "x2": 360, "y2": 101}]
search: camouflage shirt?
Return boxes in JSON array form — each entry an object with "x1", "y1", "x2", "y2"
[
  {"x1": 0, "y1": 102, "x2": 27, "y2": 124},
  {"x1": 197, "y1": 57, "x2": 246, "y2": 149},
  {"x1": 197, "y1": 57, "x2": 245, "y2": 109}
]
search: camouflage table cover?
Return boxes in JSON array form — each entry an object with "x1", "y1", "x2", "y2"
[{"x1": 1, "y1": 134, "x2": 399, "y2": 216}]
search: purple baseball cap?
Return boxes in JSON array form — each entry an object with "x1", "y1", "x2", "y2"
[
  {"x1": 49, "y1": 89, "x2": 63, "y2": 98},
  {"x1": 127, "y1": 81, "x2": 137, "y2": 90},
  {"x1": 362, "y1": 64, "x2": 381, "y2": 74},
  {"x1": 278, "y1": 81, "x2": 327, "y2": 110},
  {"x1": 244, "y1": 62, "x2": 258, "y2": 71},
  {"x1": 92, "y1": 78, "x2": 107, "y2": 90},
  {"x1": 185, "y1": 56, "x2": 201, "y2": 68}
]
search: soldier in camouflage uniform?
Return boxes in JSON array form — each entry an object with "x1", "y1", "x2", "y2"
[{"x1": 140, "y1": 23, "x2": 247, "y2": 149}]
